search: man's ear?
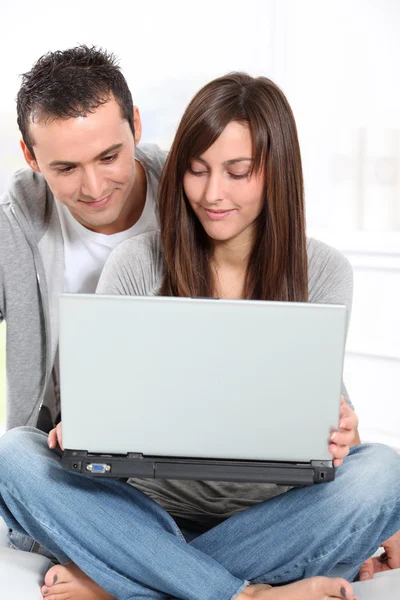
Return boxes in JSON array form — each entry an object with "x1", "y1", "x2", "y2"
[
  {"x1": 20, "y1": 140, "x2": 41, "y2": 173},
  {"x1": 133, "y1": 106, "x2": 142, "y2": 146}
]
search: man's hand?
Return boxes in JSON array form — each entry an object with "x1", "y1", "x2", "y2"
[
  {"x1": 48, "y1": 422, "x2": 63, "y2": 450},
  {"x1": 358, "y1": 530, "x2": 400, "y2": 581},
  {"x1": 329, "y1": 396, "x2": 359, "y2": 467}
]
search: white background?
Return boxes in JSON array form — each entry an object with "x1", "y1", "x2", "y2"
[{"x1": 0, "y1": 0, "x2": 399, "y2": 446}]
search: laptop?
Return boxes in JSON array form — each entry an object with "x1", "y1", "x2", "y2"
[{"x1": 59, "y1": 294, "x2": 347, "y2": 485}]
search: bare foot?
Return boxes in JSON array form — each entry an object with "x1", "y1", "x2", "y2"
[
  {"x1": 41, "y1": 562, "x2": 115, "y2": 600},
  {"x1": 237, "y1": 576, "x2": 357, "y2": 600}
]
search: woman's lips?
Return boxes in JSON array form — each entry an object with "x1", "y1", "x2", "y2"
[{"x1": 204, "y1": 208, "x2": 237, "y2": 220}]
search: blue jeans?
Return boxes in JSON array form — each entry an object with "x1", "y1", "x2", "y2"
[{"x1": 0, "y1": 427, "x2": 399, "y2": 600}]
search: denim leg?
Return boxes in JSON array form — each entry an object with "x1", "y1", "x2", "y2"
[
  {"x1": 7, "y1": 528, "x2": 57, "y2": 560},
  {"x1": 190, "y1": 443, "x2": 400, "y2": 584},
  {"x1": 0, "y1": 427, "x2": 247, "y2": 600}
]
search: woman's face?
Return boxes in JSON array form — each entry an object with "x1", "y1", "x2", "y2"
[{"x1": 183, "y1": 121, "x2": 265, "y2": 246}]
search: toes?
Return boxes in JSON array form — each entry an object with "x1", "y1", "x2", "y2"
[
  {"x1": 42, "y1": 583, "x2": 71, "y2": 599},
  {"x1": 329, "y1": 577, "x2": 355, "y2": 599},
  {"x1": 44, "y1": 563, "x2": 72, "y2": 587},
  {"x1": 44, "y1": 564, "x2": 60, "y2": 587}
]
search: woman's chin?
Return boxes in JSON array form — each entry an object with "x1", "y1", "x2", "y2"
[{"x1": 202, "y1": 224, "x2": 237, "y2": 243}]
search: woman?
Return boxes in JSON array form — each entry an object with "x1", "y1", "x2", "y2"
[{"x1": 1, "y1": 73, "x2": 399, "y2": 600}]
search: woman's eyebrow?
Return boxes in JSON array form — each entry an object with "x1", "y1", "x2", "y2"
[
  {"x1": 192, "y1": 157, "x2": 253, "y2": 166},
  {"x1": 224, "y1": 158, "x2": 253, "y2": 165}
]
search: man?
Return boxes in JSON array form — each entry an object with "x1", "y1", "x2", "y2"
[
  {"x1": 0, "y1": 44, "x2": 168, "y2": 599},
  {"x1": 0, "y1": 45, "x2": 166, "y2": 435}
]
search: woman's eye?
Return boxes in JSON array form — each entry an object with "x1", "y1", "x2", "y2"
[
  {"x1": 189, "y1": 167, "x2": 207, "y2": 176},
  {"x1": 229, "y1": 173, "x2": 249, "y2": 180}
]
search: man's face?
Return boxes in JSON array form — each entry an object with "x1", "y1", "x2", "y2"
[{"x1": 22, "y1": 98, "x2": 142, "y2": 234}]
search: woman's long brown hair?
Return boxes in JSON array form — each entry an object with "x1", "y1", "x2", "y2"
[{"x1": 159, "y1": 72, "x2": 308, "y2": 301}]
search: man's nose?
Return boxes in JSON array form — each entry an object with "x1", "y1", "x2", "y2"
[{"x1": 80, "y1": 167, "x2": 106, "y2": 200}]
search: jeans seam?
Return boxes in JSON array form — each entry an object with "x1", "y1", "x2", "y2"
[
  {"x1": 267, "y1": 497, "x2": 399, "y2": 583},
  {"x1": 26, "y1": 508, "x2": 144, "y2": 589},
  {"x1": 1, "y1": 481, "x2": 138, "y2": 589},
  {"x1": 126, "y1": 482, "x2": 187, "y2": 543}
]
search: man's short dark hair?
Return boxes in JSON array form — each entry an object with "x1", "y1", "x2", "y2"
[{"x1": 17, "y1": 45, "x2": 135, "y2": 158}]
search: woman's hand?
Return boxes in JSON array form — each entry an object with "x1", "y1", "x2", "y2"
[
  {"x1": 329, "y1": 396, "x2": 359, "y2": 467},
  {"x1": 48, "y1": 421, "x2": 63, "y2": 451},
  {"x1": 358, "y1": 529, "x2": 400, "y2": 580}
]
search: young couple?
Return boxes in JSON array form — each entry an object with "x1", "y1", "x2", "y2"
[{"x1": 0, "y1": 46, "x2": 399, "y2": 600}]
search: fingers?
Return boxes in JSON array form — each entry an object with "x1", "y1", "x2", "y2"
[
  {"x1": 330, "y1": 429, "x2": 353, "y2": 448},
  {"x1": 338, "y1": 414, "x2": 359, "y2": 432},
  {"x1": 339, "y1": 399, "x2": 359, "y2": 430},
  {"x1": 358, "y1": 557, "x2": 374, "y2": 581},
  {"x1": 329, "y1": 438, "x2": 350, "y2": 466},
  {"x1": 329, "y1": 442, "x2": 350, "y2": 460},
  {"x1": 329, "y1": 398, "x2": 359, "y2": 465},
  {"x1": 48, "y1": 428, "x2": 57, "y2": 449},
  {"x1": 382, "y1": 530, "x2": 400, "y2": 569},
  {"x1": 329, "y1": 429, "x2": 351, "y2": 464},
  {"x1": 56, "y1": 422, "x2": 64, "y2": 451},
  {"x1": 48, "y1": 422, "x2": 64, "y2": 450}
]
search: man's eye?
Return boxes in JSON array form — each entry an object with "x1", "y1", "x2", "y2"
[
  {"x1": 102, "y1": 154, "x2": 118, "y2": 163},
  {"x1": 58, "y1": 166, "x2": 75, "y2": 174}
]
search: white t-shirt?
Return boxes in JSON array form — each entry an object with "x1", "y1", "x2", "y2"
[{"x1": 56, "y1": 175, "x2": 158, "y2": 293}]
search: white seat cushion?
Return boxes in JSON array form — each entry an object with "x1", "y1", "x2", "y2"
[
  {"x1": 352, "y1": 568, "x2": 400, "y2": 599},
  {"x1": 0, "y1": 547, "x2": 51, "y2": 599},
  {"x1": 0, "y1": 517, "x2": 8, "y2": 548},
  {"x1": 0, "y1": 518, "x2": 50, "y2": 598}
]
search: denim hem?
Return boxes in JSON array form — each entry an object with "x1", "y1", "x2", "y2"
[{"x1": 230, "y1": 580, "x2": 250, "y2": 600}]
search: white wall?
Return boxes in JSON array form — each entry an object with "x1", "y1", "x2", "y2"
[
  {"x1": 283, "y1": 0, "x2": 400, "y2": 235},
  {"x1": 0, "y1": 0, "x2": 399, "y2": 445},
  {"x1": 319, "y1": 236, "x2": 400, "y2": 449},
  {"x1": 0, "y1": 0, "x2": 281, "y2": 184},
  {"x1": 281, "y1": 0, "x2": 400, "y2": 448},
  {"x1": 345, "y1": 258, "x2": 400, "y2": 449},
  {"x1": 2, "y1": 0, "x2": 399, "y2": 235}
]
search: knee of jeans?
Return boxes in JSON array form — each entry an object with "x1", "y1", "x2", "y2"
[
  {"x1": 341, "y1": 443, "x2": 400, "y2": 508},
  {"x1": 0, "y1": 426, "x2": 51, "y2": 482}
]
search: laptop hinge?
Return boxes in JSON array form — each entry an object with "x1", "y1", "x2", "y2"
[{"x1": 311, "y1": 460, "x2": 333, "y2": 468}]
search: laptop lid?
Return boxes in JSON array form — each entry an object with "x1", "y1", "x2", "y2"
[{"x1": 59, "y1": 295, "x2": 346, "y2": 464}]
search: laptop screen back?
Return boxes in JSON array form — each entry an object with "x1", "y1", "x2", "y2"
[{"x1": 59, "y1": 295, "x2": 347, "y2": 462}]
